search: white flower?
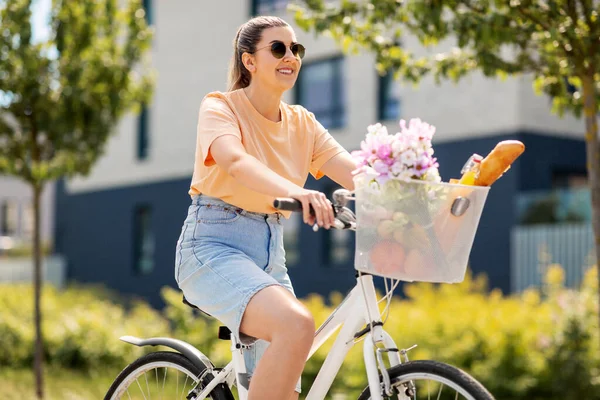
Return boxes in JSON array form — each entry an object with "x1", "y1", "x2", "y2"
[
  {"x1": 391, "y1": 160, "x2": 405, "y2": 175},
  {"x1": 424, "y1": 169, "x2": 442, "y2": 182},
  {"x1": 400, "y1": 150, "x2": 417, "y2": 165},
  {"x1": 367, "y1": 123, "x2": 388, "y2": 136},
  {"x1": 362, "y1": 166, "x2": 380, "y2": 180},
  {"x1": 391, "y1": 138, "x2": 406, "y2": 154},
  {"x1": 398, "y1": 169, "x2": 414, "y2": 182}
]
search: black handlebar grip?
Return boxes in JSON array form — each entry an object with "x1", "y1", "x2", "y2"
[
  {"x1": 273, "y1": 198, "x2": 316, "y2": 215},
  {"x1": 273, "y1": 198, "x2": 303, "y2": 211}
]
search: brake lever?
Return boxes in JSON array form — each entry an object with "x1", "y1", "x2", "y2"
[{"x1": 313, "y1": 206, "x2": 356, "y2": 232}]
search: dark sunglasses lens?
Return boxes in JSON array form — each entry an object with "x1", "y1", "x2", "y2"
[
  {"x1": 292, "y1": 44, "x2": 305, "y2": 59},
  {"x1": 270, "y1": 42, "x2": 286, "y2": 59}
]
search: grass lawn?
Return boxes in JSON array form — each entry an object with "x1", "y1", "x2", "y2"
[{"x1": 0, "y1": 367, "x2": 121, "y2": 399}]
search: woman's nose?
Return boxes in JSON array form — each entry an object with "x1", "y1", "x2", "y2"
[{"x1": 283, "y1": 47, "x2": 298, "y2": 61}]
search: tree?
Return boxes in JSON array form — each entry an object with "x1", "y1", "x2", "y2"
[
  {"x1": 0, "y1": 0, "x2": 154, "y2": 397},
  {"x1": 292, "y1": 0, "x2": 600, "y2": 312}
]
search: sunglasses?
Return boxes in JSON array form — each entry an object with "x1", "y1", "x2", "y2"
[{"x1": 252, "y1": 41, "x2": 306, "y2": 60}]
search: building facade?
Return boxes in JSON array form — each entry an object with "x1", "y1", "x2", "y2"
[
  {"x1": 54, "y1": 0, "x2": 588, "y2": 308},
  {"x1": 0, "y1": 177, "x2": 55, "y2": 255}
]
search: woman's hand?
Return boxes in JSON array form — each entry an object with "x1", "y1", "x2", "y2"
[{"x1": 286, "y1": 188, "x2": 335, "y2": 229}]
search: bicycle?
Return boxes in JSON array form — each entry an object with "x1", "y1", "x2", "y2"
[{"x1": 104, "y1": 185, "x2": 495, "y2": 400}]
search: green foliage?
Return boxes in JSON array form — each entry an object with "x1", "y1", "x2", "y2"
[
  {"x1": 0, "y1": 0, "x2": 155, "y2": 185},
  {"x1": 1, "y1": 266, "x2": 600, "y2": 398},
  {"x1": 291, "y1": 0, "x2": 600, "y2": 118}
]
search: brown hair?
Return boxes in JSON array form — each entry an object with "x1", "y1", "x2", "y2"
[{"x1": 227, "y1": 16, "x2": 289, "y2": 91}]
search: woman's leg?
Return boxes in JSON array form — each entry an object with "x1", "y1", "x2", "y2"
[{"x1": 240, "y1": 285, "x2": 315, "y2": 400}]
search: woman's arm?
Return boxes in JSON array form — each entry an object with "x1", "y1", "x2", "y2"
[
  {"x1": 210, "y1": 134, "x2": 335, "y2": 228},
  {"x1": 318, "y1": 151, "x2": 358, "y2": 191}
]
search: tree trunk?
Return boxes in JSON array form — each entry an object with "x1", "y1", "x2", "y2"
[
  {"x1": 33, "y1": 182, "x2": 44, "y2": 399},
  {"x1": 581, "y1": 72, "x2": 600, "y2": 335}
]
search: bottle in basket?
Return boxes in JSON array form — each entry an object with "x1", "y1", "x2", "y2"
[{"x1": 458, "y1": 154, "x2": 483, "y2": 186}]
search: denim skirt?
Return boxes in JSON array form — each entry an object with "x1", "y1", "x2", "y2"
[{"x1": 174, "y1": 194, "x2": 301, "y2": 392}]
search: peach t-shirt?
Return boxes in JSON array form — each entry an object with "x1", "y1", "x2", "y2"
[{"x1": 189, "y1": 89, "x2": 346, "y2": 215}]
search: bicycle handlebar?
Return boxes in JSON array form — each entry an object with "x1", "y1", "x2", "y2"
[
  {"x1": 272, "y1": 198, "x2": 311, "y2": 213},
  {"x1": 273, "y1": 190, "x2": 356, "y2": 231}
]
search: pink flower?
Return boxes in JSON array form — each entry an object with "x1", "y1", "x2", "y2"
[
  {"x1": 373, "y1": 160, "x2": 390, "y2": 176},
  {"x1": 377, "y1": 143, "x2": 392, "y2": 160},
  {"x1": 352, "y1": 118, "x2": 441, "y2": 187}
]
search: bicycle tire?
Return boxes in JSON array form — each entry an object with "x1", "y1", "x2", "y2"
[
  {"x1": 104, "y1": 351, "x2": 233, "y2": 400},
  {"x1": 357, "y1": 360, "x2": 494, "y2": 400}
]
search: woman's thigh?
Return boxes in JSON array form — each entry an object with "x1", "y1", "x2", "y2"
[{"x1": 239, "y1": 284, "x2": 314, "y2": 343}]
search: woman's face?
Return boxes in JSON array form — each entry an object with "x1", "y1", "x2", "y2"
[{"x1": 244, "y1": 26, "x2": 303, "y2": 93}]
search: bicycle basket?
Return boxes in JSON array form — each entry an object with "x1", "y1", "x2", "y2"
[{"x1": 353, "y1": 175, "x2": 490, "y2": 283}]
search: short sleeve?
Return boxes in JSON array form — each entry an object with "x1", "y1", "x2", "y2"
[
  {"x1": 307, "y1": 112, "x2": 346, "y2": 179},
  {"x1": 196, "y1": 94, "x2": 242, "y2": 167}
]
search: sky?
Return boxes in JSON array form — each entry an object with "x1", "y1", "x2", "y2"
[
  {"x1": 0, "y1": 0, "x2": 52, "y2": 106},
  {"x1": 30, "y1": 0, "x2": 51, "y2": 44}
]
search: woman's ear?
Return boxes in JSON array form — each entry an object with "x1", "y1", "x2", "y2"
[{"x1": 242, "y1": 53, "x2": 256, "y2": 73}]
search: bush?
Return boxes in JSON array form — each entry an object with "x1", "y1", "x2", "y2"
[{"x1": 1, "y1": 265, "x2": 599, "y2": 399}]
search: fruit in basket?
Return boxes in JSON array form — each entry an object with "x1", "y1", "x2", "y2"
[
  {"x1": 377, "y1": 219, "x2": 395, "y2": 239},
  {"x1": 394, "y1": 223, "x2": 429, "y2": 251},
  {"x1": 434, "y1": 212, "x2": 458, "y2": 254},
  {"x1": 393, "y1": 229, "x2": 404, "y2": 244},
  {"x1": 392, "y1": 211, "x2": 408, "y2": 224},
  {"x1": 370, "y1": 240, "x2": 406, "y2": 275},
  {"x1": 403, "y1": 249, "x2": 436, "y2": 281},
  {"x1": 361, "y1": 204, "x2": 393, "y2": 227}
]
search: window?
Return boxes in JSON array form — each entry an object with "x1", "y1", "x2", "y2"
[
  {"x1": 296, "y1": 57, "x2": 346, "y2": 130},
  {"x1": 137, "y1": 105, "x2": 149, "y2": 160},
  {"x1": 252, "y1": 0, "x2": 288, "y2": 15},
  {"x1": 553, "y1": 170, "x2": 587, "y2": 189},
  {"x1": 133, "y1": 205, "x2": 154, "y2": 275},
  {"x1": 0, "y1": 200, "x2": 18, "y2": 236},
  {"x1": 142, "y1": 0, "x2": 153, "y2": 25},
  {"x1": 324, "y1": 228, "x2": 352, "y2": 266},
  {"x1": 378, "y1": 71, "x2": 401, "y2": 121}
]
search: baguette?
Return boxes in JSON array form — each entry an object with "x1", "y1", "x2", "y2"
[{"x1": 475, "y1": 140, "x2": 525, "y2": 186}]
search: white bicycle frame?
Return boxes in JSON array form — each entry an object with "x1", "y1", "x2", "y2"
[{"x1": 193, "y1": 273, "x2": 403, "y2": 400}]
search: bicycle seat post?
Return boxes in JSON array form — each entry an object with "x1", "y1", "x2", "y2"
[{"x1": 230, "y1": 334, "x2": 250, "y2": 398}]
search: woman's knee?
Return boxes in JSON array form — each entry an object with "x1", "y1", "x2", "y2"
[
  {"x1": 274, "y1": 306, "x2": 315, "y2": 344},
  {"x1": 240, "y1": 285, "x2": 315, "y2": 344}
]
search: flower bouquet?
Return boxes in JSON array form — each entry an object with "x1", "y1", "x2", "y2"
[{"x1": 352, "y1": 119, "x2": 489, "y2": 283}]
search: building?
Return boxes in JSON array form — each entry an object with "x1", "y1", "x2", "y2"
[
  {"x1": 0, "y1": 177, "x2": 55, "y2": 255},
  {"x1": 54, "y1": 0, "x2": 588, "y2": 308}
]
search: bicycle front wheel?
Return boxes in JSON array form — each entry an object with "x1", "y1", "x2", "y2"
[
  {"x1": 104, "y1": 351, "x2": 233, "y2": 400},
  {"x1": 358, "y1": 360, "x2": 494, "y2": 400}
]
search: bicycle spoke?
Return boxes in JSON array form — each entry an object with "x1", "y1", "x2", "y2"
[
  {"x1": 436, "y1": 383, "x2": 442, "y2": 400},
  {"x1": 454, "y1": 392, "x2": 458, "y2": 400},
  {"x1": 136, "y1": 377, "x2": 148, "y2": 400},
  {"x1": 181, "y1": 375, "x2": 190, "y2": 399},
  {"x1": 428, "y1": 379, "x2": 430, "y2": 400},
  {"x1": 145, "y1": 371, "x2": 151, "y2": 400},
  {"x1": 162, "y1": 367, "x2": 167, "y2": 399},
  {"x1": 155, "y1": 368, "x2": 159, "y2": 399}
]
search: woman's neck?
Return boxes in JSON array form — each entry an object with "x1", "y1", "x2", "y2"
[{"x1": 243, "y1": 83, "x2": 283, "y2": 123}]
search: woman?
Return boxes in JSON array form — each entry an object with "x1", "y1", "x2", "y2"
[{"x1": 174, "y1": 15, "x2": 357, "y2": 400}]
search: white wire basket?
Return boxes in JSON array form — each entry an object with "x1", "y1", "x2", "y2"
[{"x1": 353, "y1": 175, "x2": 490, "y2": 283}]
